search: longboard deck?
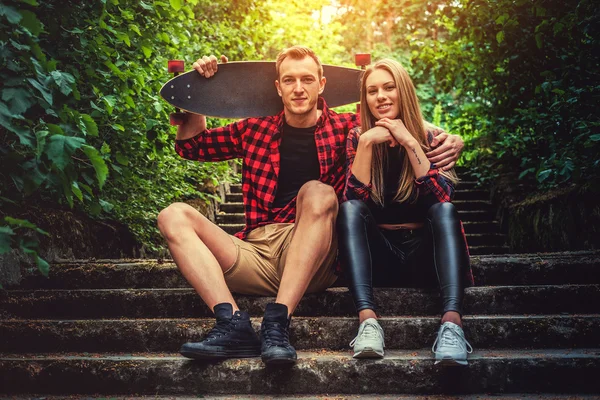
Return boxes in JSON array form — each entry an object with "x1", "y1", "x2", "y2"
[{"x1": 160, "y1": 61, "x2": 363, "y2": 119}]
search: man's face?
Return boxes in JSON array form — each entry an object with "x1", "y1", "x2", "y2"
[{"x1": 275, "y1": 56, "x2": 325, "y2": 117}]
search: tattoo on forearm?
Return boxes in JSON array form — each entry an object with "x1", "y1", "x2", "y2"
[{"x1": 412, "y1": 148, "x2": 422, "y2": 165}]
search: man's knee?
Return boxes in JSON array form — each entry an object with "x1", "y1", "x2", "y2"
[
  {"x1": 157, "y1": 202, "x2": 204, "y2": 242},
  {"x1": 297, "y1": 181, "x2": 338, "y2": 218}
]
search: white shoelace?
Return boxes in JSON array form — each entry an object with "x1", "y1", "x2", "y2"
[
  {"x1": 349, "y1": 319, "x2": 385, "y2": 348},
  {"x1": 432, "y1": 323, "x2": 473, "y2": 353}
]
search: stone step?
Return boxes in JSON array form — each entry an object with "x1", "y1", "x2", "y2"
[
  {"x1": 2, "y1": 314, "x2": 598, "y2": 353},
  {"x1": 217, "y1": 212, "x2": 498, "y2": 225},
  {"x1": 6, "y1": 396, "x2": 598, "y2": 400},
  {"x1": 217, "y1": 200, "x2": 493, "y2": 224},
  {"x1": 462, "y1": 221, "x2": 500, "y2": 234},
  {"x1": 219, "y1": 223, "x2": 245, "y2": 235},
  {"x1": 11, "y1": 252, "x2": 599, "y2": 290},
  {"x1": 469, "y1": 245, "x2": 510, "y2": 255},
  {"x1": 453, "y1": 200, "x2": 494, "y2": 212},
  {"x1": 219, "y1": 202, "x2": 244, "y2": 213},
  {"x1": 227, "y1": 183, "x2": 487, "y2": 192},
  {"x1": 216, "y1": 212, "x2": 245, "y2": 224},
  {"x1": 221, "y1": 194, "x2": 490, "y2": 211},
  {"x1": 2, "y1": 284, "x2": 598, "y2": 319},
  {"x1": 457, "y1": 210, "x2": 496, "y2": 222},
  {"x1": 1, "y1": 349, "x2": 599, "y2": 395},
  {"x1": 465, "y1": 233, "x2": 506, "y2": 247},
  {"x1": 453, "y1": 189, "x2": 490, "y2": 201},
  {"x1": 225, "y1": 193, "x2": 243, "y2": 202},
  {"x1": 457, "y1": 180, "x2": 482, "y2": 190},
  {"x1": 221, "y1": 222, "x2": 503, "y2": 236}
]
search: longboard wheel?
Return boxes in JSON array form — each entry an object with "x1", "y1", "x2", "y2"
[
  {"x1": 355, "y1": 53, "x2": 371, "y2": 67},
  {"x1": 168, "y1": 60, "x2": 185, "y2": 73},
  {"x1": 169, "y1": 112, "x2": 187, "y2": 126}
]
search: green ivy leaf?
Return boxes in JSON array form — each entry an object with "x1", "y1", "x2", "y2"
[
  {"x1": 46, "y1": 134, "x2": 86, "y2": 171},
  {"x1": 9, "y1": 39, "x2": 30, "y2": 51},
  {"x1": 170, "y1": 0, "x2": 183, "y2": 11},
  {"x1": 36, "y1": 255, "x2": 49, "y2": 277},
  {"x1": 46, "y1": 123, "x2": 65, "y2": 135},
  {"x1": 103, "y1": 95, "x2": 116, "y2": 115},
  {"x1": 35, "y1": 130, "x2": 49, "y2": 158},
  {"x1": 82, "y1": 145, "x2": 109, "y2": 189},
  {"x1": 80, "y1": 182, "x2": 93, "y2": 196},
  {"x1": 496, "y1": 31, "x2": 504, "y2": 44},
  {"x1": 80, "y1": 114, "x2": 99, "y2": 136},
  {"x1": 2, "y1": 87, "x2": 35, "y2": 115},
  {"x1": 0, "y1": 226, "x2": 15, "y2": 254},
  {"x1": 111, "y1": 123, "x2": 125, "y2": 131},
  {"x1": 5, "y1": 217, "x2": 35, "y2": 230},
  {"x1": 139, "y1": 1, "x2": 153, "y2": 10},
  {"x1": 141, "y1": 45, "x2": 152, "y2": 58},
  {"x1": 50, "y1": 70, "x2": 76, "y2": 96},
  {"x1": 72, "y1": 182, "x2": 83, "y2": 202},
  {"x1": 27, "y1": 78, "x2": 53, "y2": 105},
  {"x1": 100, "y1": 142, "x2": 111, "y2": 154},
  {"x1": 0, "y1": 5, "x2": 23, "y2": 24},
  {"x1": 129, "y1": 24, "x2": 141, "y2": 36},
  {"x1": 536, "y1": 169, "x2": 552, "y2": 183},
  {"x1": 115, "y1": 32, "x2": 131, "y2": 47},
  {"x1": 115, "y1": 153, "x2": 129, "y2": 166},
  {"x1": 99, "y1": 199, "x2": 114, "y2": 212},
  {"x1": 19, "y1": 10, "x2": 43, "y2": 36},
  {"x1": 103, "y1": 60, "x2": 124, "y2": 78},
  {"x1": 124, "y1": 95, "x2": 135, "y2": 108}
]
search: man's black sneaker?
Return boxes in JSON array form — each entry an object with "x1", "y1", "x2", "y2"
[
  {"x1": 260, "y1": 303, "x2": 297, "y2": 365},
  {"x1": 180, "y1": 303, "x2": 261, "y2": 360}
]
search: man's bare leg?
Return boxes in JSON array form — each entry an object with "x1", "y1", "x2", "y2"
[
  {"x1": 276, "y1": 181, "x2": 338, "y2": 314},
  {"x1": 157, "y1": 202, "x2": 238, "y2": 311},
  {"x1": 159, "y1": 202, "x2": 262, "y2": 360}
]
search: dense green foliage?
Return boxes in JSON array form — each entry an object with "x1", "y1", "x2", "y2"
[
  {"x1": 0, "y1": 0, "x2": 265, "y2": 269},
  {"x1": 1, "y1": 0, "x2": 597, "y2": 272},
  {"x1": 332, "y1": 0, "x2": 600, "y2": 186}
]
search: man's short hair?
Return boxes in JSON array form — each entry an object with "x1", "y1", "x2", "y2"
[{"x1": 275, "y1": 46, "x2": 323, "y2": 79}]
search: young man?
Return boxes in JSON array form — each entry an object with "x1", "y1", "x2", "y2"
[{"x1": 157, "y1": 46, "x2": 464, "y2": 365}]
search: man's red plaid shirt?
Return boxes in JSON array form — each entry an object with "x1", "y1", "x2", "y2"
[{"x1": 175, "y1": 98, "x2": 359, "y2": 240}]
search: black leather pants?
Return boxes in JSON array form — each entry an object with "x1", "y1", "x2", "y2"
[{"x1": 337, "y1": 200, "x2": 469, "y2": 316}]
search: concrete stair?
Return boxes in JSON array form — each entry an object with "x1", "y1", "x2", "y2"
[
  {"x1": 217, "y1": 182, "x2": 509, "y2": 255},
  {"x1": 2, "y1": 178, "x2": 600, "y2": 396},
  {"x1": 1, "y1": 251, "x2": 600, "y2": 395}
]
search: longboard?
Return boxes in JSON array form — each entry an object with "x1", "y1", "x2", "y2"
[{"x1": 160, "y1": 61, "x2": 363, "y2": 119}]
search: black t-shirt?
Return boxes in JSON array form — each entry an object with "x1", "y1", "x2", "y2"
[
  {"x1": 273, "y1": 122, "x2": 320, "y2": 208},
  {"x1": 366, "y1": 148, "x2": 428, "y2": 224}
]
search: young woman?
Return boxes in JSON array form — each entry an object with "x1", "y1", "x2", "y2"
[{"x1": 338, "y1": 59, "x2": 474, "y2": 366}]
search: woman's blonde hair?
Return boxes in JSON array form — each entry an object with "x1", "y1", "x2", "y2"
[{"x1": 359, "y1": 58, "x2": 458, "y2": 206}]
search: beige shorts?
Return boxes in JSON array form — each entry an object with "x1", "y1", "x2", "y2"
[{"x1": 224, "y1": 223, "x2": 338, "y2": 296}]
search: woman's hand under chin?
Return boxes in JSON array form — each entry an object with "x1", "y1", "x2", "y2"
[
  {"x1": 375, "y1": 118, "x2": 416, "y2": 147},
  {"x1": 360, "y1": 125, "x2": 399, "y2": 148}
]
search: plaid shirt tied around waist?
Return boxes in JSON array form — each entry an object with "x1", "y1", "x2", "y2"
[{"x1": 175, "y1": 98, "x2": 359, "y2": 240}]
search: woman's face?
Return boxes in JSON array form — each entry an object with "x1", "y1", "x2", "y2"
[{"x1": 365, "y1": 68, "x2": 400, "y2": 120}]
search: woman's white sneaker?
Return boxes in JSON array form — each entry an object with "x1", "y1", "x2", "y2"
[
  {"x1": 350, "y1": 318, "x2": 385, "y2": 359},
  {"x1": 432, "y1": 321, "x2": 473, "y2": 366}
]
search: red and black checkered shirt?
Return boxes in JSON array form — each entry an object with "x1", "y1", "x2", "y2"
[
  {"x1": 175, "y1": 98, "x2": 359, "y2": 240},
  {"x1": 344, "y1": 127, "x2": 456, "y2": 204}
]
